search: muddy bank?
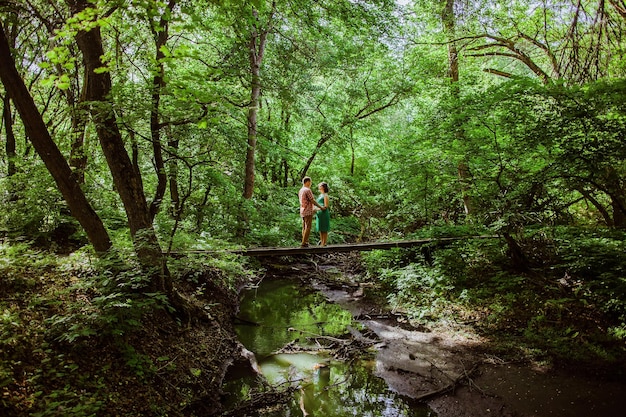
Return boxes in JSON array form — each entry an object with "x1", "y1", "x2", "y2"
[{"x1": 268, "y1": 254, "x2": 626, "y2": 417}]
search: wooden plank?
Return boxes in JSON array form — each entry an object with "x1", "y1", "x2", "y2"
[
  {"x1": 232, "y1": 235, "x2": 498, "y2": 257},
  {"x1": 166, "y1": 235, "x2": 499, "y2": 258}
]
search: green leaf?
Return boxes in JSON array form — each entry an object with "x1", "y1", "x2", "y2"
[
  {"x1": 56, "y1": 74, "x2": 71, "y2": 90},
  {"x1": 41, "y1": 75, "x2": 57, "y2": 87}
]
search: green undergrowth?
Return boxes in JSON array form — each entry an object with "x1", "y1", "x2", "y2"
[
  {"x1": 361, "y1": 226, "x2": 626, "y2": 376},
  {"x1": 0, "y1": 242, "x2": 246, "y2": 416}
]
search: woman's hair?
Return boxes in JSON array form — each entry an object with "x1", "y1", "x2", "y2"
[{"x1": 318, "y1": 182, "x2": 329, "y2": 193}]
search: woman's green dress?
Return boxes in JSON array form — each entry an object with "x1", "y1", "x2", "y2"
[{"x1": 315, "y1": 194, "x2": 330, "y2": 232}]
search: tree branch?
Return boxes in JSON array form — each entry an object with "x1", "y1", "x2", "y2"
[
  {"x1": 483, "y1": 68, "x2": 514, "y2": 79},
  {"x1": 462, "y1": 33, "x2": 551, "y2": 82},
  {"x1": 414, "y1": 362, "x2": 481, "y2": 402}
]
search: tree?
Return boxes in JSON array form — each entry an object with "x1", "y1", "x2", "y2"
[
  {"x1": 441, "y1": 0, "x2": 474, "y2": 216},
  {"x1": 66, "y1": 0, "x2": 171, "y2": 292},
  {"x1": 0, "y1": 16, "x2": 16, "y2": 180},
  {"x1": 243, "y1": 2, "x2": 275, "y2": 199},
  {"x1": 454, "y1": 0, "x2": 626, "y2": 84},
  {"x1": 0, "y1": 21, "x2": 112, "y2": 253},
  {"x1": 2, "y1": 91, "x2": 16, "y2": 178},
  {"x1": 147, "y1": 0, "x2": 177, "y2": 220}
]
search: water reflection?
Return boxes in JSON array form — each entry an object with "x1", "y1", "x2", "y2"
[
  {"x1": 229, "y1": 278, "x2": 434, "y2": 417},
  {"x1": 237, "y1": 279, "x2": 353, "y2": 357}
]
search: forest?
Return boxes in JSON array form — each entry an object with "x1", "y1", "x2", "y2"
[{"x1": 1, "y1": 0, "x2": 626, "y2": 415}]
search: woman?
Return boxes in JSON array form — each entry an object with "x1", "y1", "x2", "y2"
[{"x1": 315, "y1": 182, "x2": 331, "y2": 246}]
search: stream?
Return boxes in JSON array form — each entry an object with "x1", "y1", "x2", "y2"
[
  {"x1": 224, "y1": 277, "x2": 433, "y2": 416},
  {"x1": 223, "y1": 257, "x2": 626, "y2": 417}
]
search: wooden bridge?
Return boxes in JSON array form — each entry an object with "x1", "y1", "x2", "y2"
[{"x1": 171, "y1": 235, "x2": 499, "y2": 257}]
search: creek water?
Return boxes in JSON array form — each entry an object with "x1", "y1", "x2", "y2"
[
  {"x1": 223, "y1": 265, "x2": 626, "y2": 417},
  {"x1": 224, "y1": 277, "x2": 434, "y2": 416}
]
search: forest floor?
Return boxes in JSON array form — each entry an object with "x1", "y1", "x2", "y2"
[
  {"x1": 263, "y1": 252, "x2": 626, "y2": 417},
  {"x1": 0, "y1": 248, "x2": 243, "y2": 416},
  {"x1": 2, "y1": 246, "x2": 625, "y2": 416}
]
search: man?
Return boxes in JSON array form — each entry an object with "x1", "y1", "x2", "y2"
[{"x1": 299, "y1": 176, "x2": 325, "y2": 247}]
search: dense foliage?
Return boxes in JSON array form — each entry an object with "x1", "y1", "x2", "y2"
[
  {"x1": 2, "y1": 0, "x2": 626, "y2": 247},
  {"x1": 1, "y1": 0, "x2": 626, "y2": 414},
  {"x1": 362, "y1": 226, "x2": 626, "y2": 369}
]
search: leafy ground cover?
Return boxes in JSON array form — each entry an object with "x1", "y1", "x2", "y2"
[
  {"x1": 361, "y1": 226, "x2": 626, "y2": 378},
  {"x1": 0, "y1": 243, "x2": 246, "y2": 416}
]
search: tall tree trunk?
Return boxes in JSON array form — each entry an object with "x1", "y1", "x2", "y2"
[
  {"x1": 442, "y1": 0, "x2": 459, "y2": 85},
  {"x1": 282, "y1": 158, "x2": 288, "y2": 187},
  {"x1": 166, "y1": 128, "x2": 181, "y2": 217},
  {"x1": 148, "y1": 0, "x2": 177, "y2": 220},
  {"x1": 2, "y1": 94, "x2": 16, "y2": 177},
  {"x1": 611, "y1": 197, "x2": 626, "y2": 228},
  {"x1": 58, "y1": 42, "x2": 88, "y2": 184},
  {"x1": 349, "y1": 126, "x2": 355, "y2": 176},
  {"x1": 129, "y1": 128, "x2": 140, "y2": 176},
  {"x1": 243, "y1": 5, "x2": 274, "y2": 199},
  {"x1": 605, "y1": 166, "x2": 626, "y2": 228},
  {"x1": 457, "y1": 161, "x2": 474, "y2": 215},
  {"x1": 0, "y1": 22, "x2": 112, "y2": 253},
  {"x1": 2, "y1": 19, "x2": 17, "y2": 186},
  {"x1": 68, "y1": 96, "x2": 88, "y2": 183},
  {"x1": 442, "y1": 0, "x2": 474, "y2": 216},
  {"x1": 68, "y1": 0, "x2": 170, "y2": 292}
]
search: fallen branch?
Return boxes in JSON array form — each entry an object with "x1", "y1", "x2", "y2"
[
  {"x1": 414, "y1": 362, "x2": 481, "y2": 402},
  {"x1": 288, "y1": 327, "x2": 350, "y2": 344},
  {"x1": 272, "y1": 341, "x2": 332, "y2": 355},
  {"x1": 354, "y1": 313, "x2": 393, "y2": 320},
  {"x1": 233, "y1": 316, "x2": 260, "y2": 326},
  {"x1": 346, "y1": 325, "x2": 379, "y2": 345},
  {"x1": 271, "y1": 327, "x2": 378, "y2": 361}
]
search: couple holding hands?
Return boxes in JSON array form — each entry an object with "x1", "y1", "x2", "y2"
[{"x1": 298, "y1": 176, "x2": 330, "y2": 247}]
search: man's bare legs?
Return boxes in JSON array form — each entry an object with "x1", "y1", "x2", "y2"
[{"x1": 301, "y1": 215, "x2": 313, "y2": 247}]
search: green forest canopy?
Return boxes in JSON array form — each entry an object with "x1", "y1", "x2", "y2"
[
  {"x1": 1, "y1": 0, "x2": 626, "y2": 260},
  {"x1": 2, "y1": 1, "x2": 626, "y2": 415}
]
